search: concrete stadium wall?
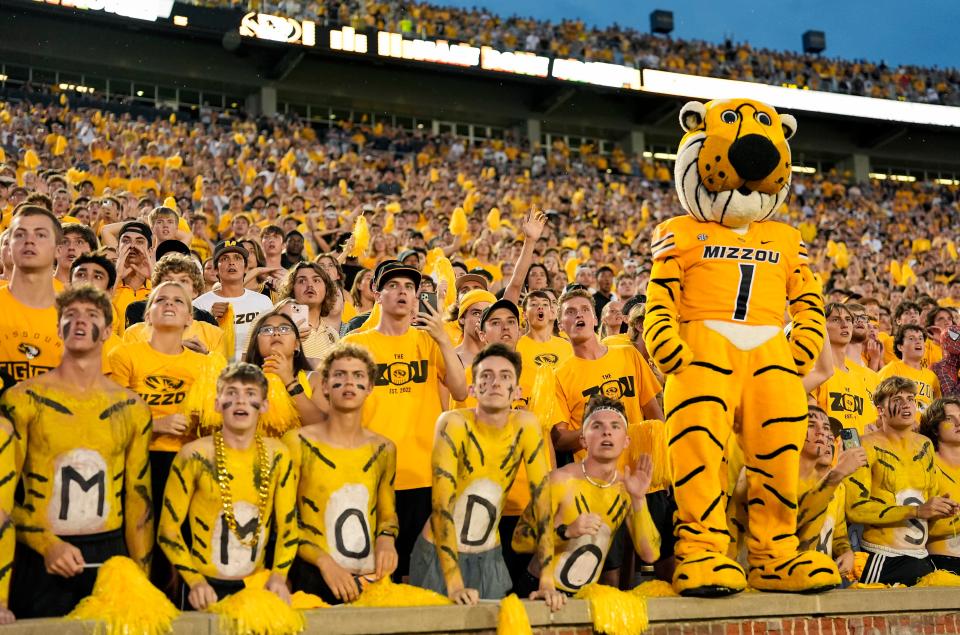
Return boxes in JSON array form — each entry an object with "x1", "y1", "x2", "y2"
[{"x1": 4, "y1": 587, "x2": 960, "y2": 634}]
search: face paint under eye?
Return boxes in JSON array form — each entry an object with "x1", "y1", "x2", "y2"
[
  {"x1": 91, "y1": 324, "x2": 101, "y2": 342},
  {"x1": 221, "y1": 401, "x2": 233, "y2": 410},
  {"x1": 331, "y1": 383, "x2": 343, "y2": 389},
  {"x1": 249, "y1": 401, "x2": 262, "y2": 410}
]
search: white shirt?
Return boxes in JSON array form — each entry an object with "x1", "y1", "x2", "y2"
[{"x1": 193, "y1": 289, "x2": 273, "y2": 362}]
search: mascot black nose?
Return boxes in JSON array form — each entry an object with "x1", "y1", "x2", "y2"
[{"x1": 727, "y1": 134, "x2": 780, "y2": 182}]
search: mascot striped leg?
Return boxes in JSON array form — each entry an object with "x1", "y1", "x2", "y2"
[{"x1": 663, "y1": 324, "x2": 745, "y2": 596}]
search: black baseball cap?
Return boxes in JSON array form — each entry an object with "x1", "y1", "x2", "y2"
[
  {"x1": 213, "y1": 240, "x2": 249, "y2": 264},
  {"x1": 480, "y1": 298, "x2": 520, "y2": 329},
  {"x1": 118, "y1": 221, "x2": 152, "y2": 245},
  {"x1": 375, "y1": 260, "x2": 421, "y2": 291},
  {"x1": 156, "y1": 239, "x2": 191, "y2": 261}
]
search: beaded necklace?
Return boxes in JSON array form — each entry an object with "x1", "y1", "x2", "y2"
[{"x1": 214, "y1": 430, "x2": 271, "y2": 547}]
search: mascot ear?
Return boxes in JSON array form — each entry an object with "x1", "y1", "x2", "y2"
[
  {"x1": 780, "y1": 113, "x2": 798, "y2": 140},
  {"x1": 679, "y1": 102, "x2": 706, "y2": 133}
]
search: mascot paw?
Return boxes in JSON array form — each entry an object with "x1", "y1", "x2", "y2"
[
  {"x1": 673, "y1": 552, "x2": 746, "y2": 597},
  {"x1": 748, "y1": 551, "x2": 840, "y2": 593}
]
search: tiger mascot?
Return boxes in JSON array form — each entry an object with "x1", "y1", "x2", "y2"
[{"x1": 643, "y1": 98, "x2": 840, "y2": 596}]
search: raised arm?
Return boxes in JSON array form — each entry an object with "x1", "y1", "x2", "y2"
[{"x1": 503, "y1": 211, "x2": 547, "y2": 305}]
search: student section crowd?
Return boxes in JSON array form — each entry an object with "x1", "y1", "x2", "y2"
[{"x1": 0, "y1": 95, "x2": 956, "y2": 623}]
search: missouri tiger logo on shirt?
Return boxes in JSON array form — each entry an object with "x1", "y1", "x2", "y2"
[
  {"x1": 581, "y1": 375, "x2": 636, "y2": 401},
  {"x1": 375, "y1": 359, "x2": 429, "y2": 389}
]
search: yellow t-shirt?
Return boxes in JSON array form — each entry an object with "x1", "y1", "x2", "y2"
[
  {"x1": 649, "y1": 216, "x2": 808, "y2": 326},
  {"x1": 881, "y1": 333, "x2": 942, "y2": 369},
  {"x1": 878, "y1": 360, "x2": 941, "y2": 415},
  {"x1": 122, "y1": 320, "x2": 227, "y2": 359},
  {"x1": 516, "y1": 335, "x2": 573, "y2": 409},
  {"x1": 554, "y1": 345, "x2": 661, "y2": 433},
  {"x1": 108, "y1": 341, "x2": 212, "y2": 452},
  {"x1": 812, "y1": 360, "x2": 879, "y2": 436},
  {"x1": 0, "y1": 286, "x2": 62, "y2": 382},
  {"x1": 342, "y1": 328, "x2": 448, "y2": 490},
  {"x1": 112, "y1": 284, "x2": 152, "y2": 336}
]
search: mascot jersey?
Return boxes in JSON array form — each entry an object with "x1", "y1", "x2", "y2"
[
  {"x1": 281, "y1": 431, "x2": 398, "y2": 575},
  {"x1": 512, "y1": 471, "x2": 660, "y2": 594},
  {"x1": 644, "y1": 98, "x2": 839, "y2": 595},
  {"x1": 845, "y1": 432, "x2": 938, "y2": 557},
  {"x1": 1, "y1": 379, "x2": 154, "y2": 568},
  {"x1": 157, "y1": 437, "x2": 298, "y2": 585},
  {"x1": 430, "y1": 409, "x2": 554, "y2": 591}
]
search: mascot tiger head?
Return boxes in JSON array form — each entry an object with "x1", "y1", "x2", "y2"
[{"x1": 674, "y1": 98, "x2": 797, "y2": 228}]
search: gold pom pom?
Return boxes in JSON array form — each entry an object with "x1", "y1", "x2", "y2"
[
  {"x1": 575, "y1": 584, "x2": 648, "y2": 635},
  {"x1": 352, "y1": 576, "x2": 453, "y2": 607},
  {"x1": 624, "y1": 420, "x2": 670, "y2": 491},
  {"x1": 915, "y1": 570, "x2": 960, "y2": 587},
  {"x1": 449, "y1": 207, "x2": 467, "y2": 236},
  {"x1": 632, "y1": 579, "x2": 677, "y2": 597},
  {"x1": 208, "y1": 588, "x2": 304, "y2": 635},
  {"x1": 67, "y1": 556, "x2": 179, "y2": 635},
  {"x1": 497, "y1": 594, "x2": 532, "y2": 635},
  {"x1": 348, "y1": 215, "x2": 370, "y2": 258},
  {"x1": 486, "y1": 207, "x2": 501, "y2": 232}
]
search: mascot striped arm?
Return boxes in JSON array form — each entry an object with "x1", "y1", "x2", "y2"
[{"x1": 643, "y1": 99, "x2": 840, "y2": 596}]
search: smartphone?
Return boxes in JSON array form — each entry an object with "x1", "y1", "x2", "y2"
[
  {"x1": 288, "y1": 302, "x2": 308, "y2": 321},
  {"x1": 839, "y1": 427, "x2": 861, "y2": 451},
  {"x1": 418, "y1": 292, "x2": 438, "y2": 315}
]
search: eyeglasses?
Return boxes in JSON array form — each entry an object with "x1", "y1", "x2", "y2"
[{"x1": 258, "y1": 325, "x2": 294, "y2": 336}]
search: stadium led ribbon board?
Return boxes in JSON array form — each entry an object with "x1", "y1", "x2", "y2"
[
  {"x1": 239, "y1": 12, "x2": 316, "y2": 47},
  {"x1": 642, "y1": 69, "x2": 960, "y2": 128},
  {"x1": 33, "y1": 0, "x2": 173, "y2": 21},
  {"x1": 371, "y1": 30, "x2": 639, "y2": 84}
]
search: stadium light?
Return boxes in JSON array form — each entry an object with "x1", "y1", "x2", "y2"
[
  {"x1": 791, "y1": 166, "x2": 816, "y2": 174},
  {"x1": 935, "y1": 178, "x2": 959, "y2": 186},
  {"x1": 641, "y1": 69, "x2": 960, "y2": 128},
  {"x1": 869, "y1": 172, "x2": 916, "y2": 182}
]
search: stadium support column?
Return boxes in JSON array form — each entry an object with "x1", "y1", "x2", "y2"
[
  {"x1": 852, "y1": 153, "x2": 871, "y2": 183},
  {"x1": 246, "y1": 87, "x2": 278, "y2": 117},
  {"x1": 526, "y1": 118, "x2": 542, "y2": 150},
  {"x1": 624, "y1": 129, "x2": 646, "y2": 157}
]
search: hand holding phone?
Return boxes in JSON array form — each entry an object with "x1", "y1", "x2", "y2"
[{"x1": 418, "y1": 292, "x2": 438, "y2": 316}]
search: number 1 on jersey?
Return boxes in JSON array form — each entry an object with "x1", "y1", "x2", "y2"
[{"x1": 733, "y1": 263, "x2": 755, "y2": 321}]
